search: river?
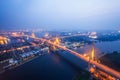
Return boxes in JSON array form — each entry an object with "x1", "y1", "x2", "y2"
[
  {"x1": 0, "y1": 52, "x2": 85, "y2": 80},
  {"x1": 94, "y1": 40, "x2": 120, "y2": 53}
]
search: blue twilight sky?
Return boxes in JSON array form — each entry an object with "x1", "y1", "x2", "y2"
[{"x1": 0, "y1": 0, "x2": 120, "y2": 30}]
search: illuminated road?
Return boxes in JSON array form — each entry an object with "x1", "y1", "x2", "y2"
[{"x1": 37, "y1": 38, "x2": 120, "y2": 79}]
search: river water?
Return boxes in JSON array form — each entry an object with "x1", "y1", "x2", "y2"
[
  {"x1": 0, "y1": 53, "x2": 84, "y2": 80},
  {"x1": 94, "y1": 41, "x2": 120, "y2": 53},
  {"x1": 77, "y1": 40, "x2": 120, "y2": 55}
]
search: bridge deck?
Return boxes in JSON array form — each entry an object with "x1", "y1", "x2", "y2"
[{"x1": 36, "y1": 38, "x2": 120, "y2": 79}]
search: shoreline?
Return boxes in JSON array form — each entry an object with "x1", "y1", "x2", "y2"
[{"x1": 0, "y1": 53, "x2": 47, "y2": 75}]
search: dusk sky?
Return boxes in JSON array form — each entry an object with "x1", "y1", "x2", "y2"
[{"x1": 0, "y1": 0, "x2": 120, "y2": 30}]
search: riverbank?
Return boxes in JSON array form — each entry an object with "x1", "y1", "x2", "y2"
[
  {"x1": 99, "y1": 52, "x2": 120, "y2": 72},
  {"x1": 0, "y1": 52, "x2": 47, "y2": 74},
  {"x1": 0, "y1": 53, "x2": 80, "y2": 80}
]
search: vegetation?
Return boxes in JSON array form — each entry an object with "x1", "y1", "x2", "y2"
[
  {"x1": 97, "y1": 34, "x2": 120, "y2": 41},
  {"x1": 63, "y1": 36, "x2": 92, "y2": 44},
  {"x1": 99, "y1": 51, "x2": 120, "y2": 72}
]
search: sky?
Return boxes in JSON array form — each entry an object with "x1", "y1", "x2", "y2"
[{"x1": 0, "y1": 0, "x2": 120, "y2": 31}]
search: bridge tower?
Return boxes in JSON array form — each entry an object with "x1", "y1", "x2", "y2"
[
  {"x1": 88, "y1": 47, "x2": 118, "y2": 80},
  {"x1": 91, "y1": 47, "x2": 95, "y2": 61},
  {"x1": 50, "y1": 37, "x2": 61, "y2": 51}
]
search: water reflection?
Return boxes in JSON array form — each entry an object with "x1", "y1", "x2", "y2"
[{"x1": 51, "y1": 53, "x2": 60, "y2": 64}]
